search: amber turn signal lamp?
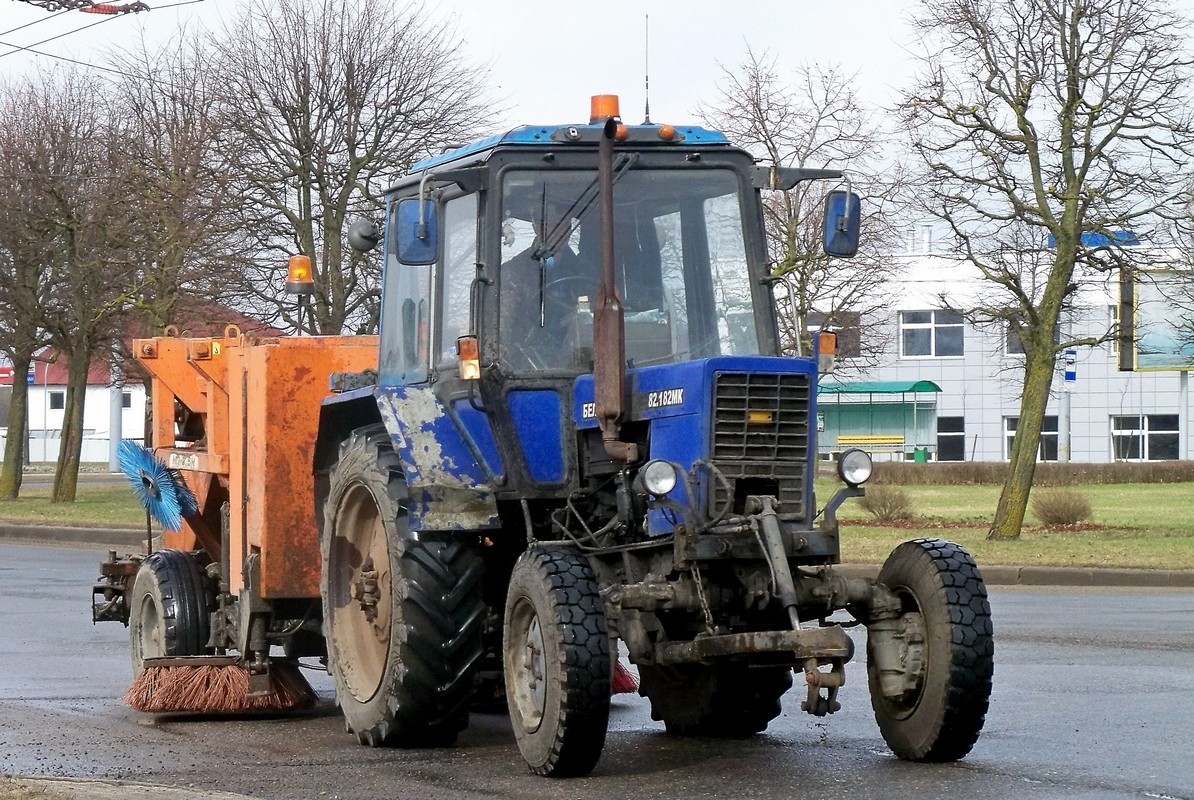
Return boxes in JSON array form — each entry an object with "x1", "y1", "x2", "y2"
[
  {"x1": 817, "y1": 331, "x2": 838, "y2": 375},
  {"x1": 818, "y1": 331, "x2": 837, "y2": 356},
  {"x1": 457, "y1": 335, "x2": 480, "y2": 380},
  {"x1": 286, "y1": 255, "x2": 314, "y2": 296}
]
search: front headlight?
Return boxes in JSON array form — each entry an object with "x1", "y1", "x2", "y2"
[
  {"x1": 635, "y1": 459, "x2": 679, "y2": 497},
  {"x1": 837, "y1": 448, "x2": 873, "y2": 487}
]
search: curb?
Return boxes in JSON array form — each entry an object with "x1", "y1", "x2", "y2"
[
  {"x1": 0, "y1": 522, "x2": 145, "y2": 549},
  {"x1": 808, "y1": 563, "x2": 1194, "y2": 588},
  {"x1": 3, "y1": 524, "x2": 1193, "y2": 588},
  {"x1": 1, "y1": 776, "x2": 256, "y2": 800}
]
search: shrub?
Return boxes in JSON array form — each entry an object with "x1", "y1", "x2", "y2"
[
  {"x1": 1030, "y1": 488, "x2": 1092, "y2": 527},
  {"x1": 866, "y1": 460, "x2": 1194, "y2": 486},
  {"x1": 858, "y1": 485, "x2": 914, "y2": 522}
]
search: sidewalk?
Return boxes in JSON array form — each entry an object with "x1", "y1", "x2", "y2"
[{"x1": 3, "y1": 521, "x2": 1193, "y2": 587}]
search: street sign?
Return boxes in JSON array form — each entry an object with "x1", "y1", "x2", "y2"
[
  {"x1": 26, "y1": 368, "x2": 36, "y2": 385},
  {"x1": 0, "y1": 366, "x2": 12, "y2": 383},
  {"x1": 1063, "y1": 348, "x2": 1077, "y2": 382}
]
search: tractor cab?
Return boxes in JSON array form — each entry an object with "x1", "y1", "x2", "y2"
[{"x1": 353, "y1": 96, "x2": 859, "y2": 516}]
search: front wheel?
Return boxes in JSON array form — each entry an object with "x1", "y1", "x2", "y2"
[
  {"x1": 504, "y1": 546, "x2": 610, "y2": 777},
  {"x1": 128, "y1": 549, "x2": 212, "y2": 677},
  {"x1": 868, "y1": 538, "x2": 994, "y2": 762}
]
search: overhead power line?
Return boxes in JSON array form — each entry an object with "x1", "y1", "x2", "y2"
[{"x1": 12, "y1": 1, "x2": 146, "y2": 12}]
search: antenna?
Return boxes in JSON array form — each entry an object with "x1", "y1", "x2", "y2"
[{"x1": 643, "y1": 14, "x2": 652, "y2": 125}]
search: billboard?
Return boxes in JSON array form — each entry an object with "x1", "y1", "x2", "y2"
[{"x1": 1124, "y1": 268, "x2": 1194, "y2": 371}]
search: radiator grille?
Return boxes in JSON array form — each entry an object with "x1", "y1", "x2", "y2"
[{"x1": 711, "y1": 372, "x2": 811, "y2": 518}]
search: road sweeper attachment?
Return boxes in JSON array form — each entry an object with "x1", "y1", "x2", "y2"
[{"x1": 98, "y1": 325, "x2": 377, "y2": 713}]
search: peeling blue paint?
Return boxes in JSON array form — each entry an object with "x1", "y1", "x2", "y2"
[{"x1": 374, "y1": 386, "x2": 500, "y2": 531}]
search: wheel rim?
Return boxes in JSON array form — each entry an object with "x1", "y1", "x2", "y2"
[
  {"x1": 876, "y1": 587, "x2": 928, "y2": 720},
  {"x1": 509, "y1": 597, "x2": 546, "y2": 732},
  {"x1": 330, "y1": 482, "x2": 393, "y2": 704},
  {"x1": 137, "y1": 593, "x2": 165, "y2": 661}
]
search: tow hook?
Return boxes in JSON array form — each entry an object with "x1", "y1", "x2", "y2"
[
  {"x1": 801, "y1": 658, "x2": 845, "y2": 716},
  {"x1": 747, "y1": 495, "x2": 846, "y2": 717}
]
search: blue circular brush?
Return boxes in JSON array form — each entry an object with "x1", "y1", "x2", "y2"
[{"x1": 116, "y1": 440, "x2": 198, "y2": 531}]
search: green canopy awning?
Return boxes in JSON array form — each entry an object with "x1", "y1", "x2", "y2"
[{"x1": 819, "y1": 380, "x2": 943, "y2": 394}]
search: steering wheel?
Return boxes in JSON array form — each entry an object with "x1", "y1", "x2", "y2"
[{"x1": 543, "y1": 275, "x2": 595, "y2": 301}]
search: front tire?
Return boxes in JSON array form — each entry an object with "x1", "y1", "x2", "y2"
[
  {"x1": 321, "y1": 424, "x2": 485, "y2": 747},
  {"x1": 128, "y1": 549, "x2": 212, "y2": 676},
  {"x1": 868, "y1": 538, "x2": 994, "y2": 762},
  {"x1": 504, "y1": 546, "x2": 610, "y2": 777}
]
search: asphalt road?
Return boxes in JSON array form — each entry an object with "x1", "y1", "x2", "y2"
[{"x1": 2, "y1": 542, "x2": 1192, "y2": 800}]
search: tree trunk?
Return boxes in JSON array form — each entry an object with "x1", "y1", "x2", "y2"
[
  {"x1": 989, "y1": 350, "x2": 1055, "y2": 539},
  {"x1": 0, "y1": 354, "x2": 33, "y2": 500},
  {"x1": 51, "y1": 354, "x2": 90, "y2": 503}
]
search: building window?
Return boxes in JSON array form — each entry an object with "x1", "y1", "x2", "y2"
[
  {"x1": 808, "y1": 311, "x2": 862, "y2": 358},
  {"x1": 49, "y1": 391, "x2": 64, "y2": 410},
  {"x1": 1004, "y1": 416, "x2": 1058, "y2": 462},
  {"x1": 122, "y1": 391, "x2": 132, "y2": 409},
  {"x1": 1005, "y1": 321, "x2": 1060, "y2": 356},
  {"x1": 1111, "y1": 414, "x2": 1179, "y2": 461},
  {"x1": 937, "y1": 416, "x2": 966, "y2": 461},
  {"x1": 900, "y1": 310, "x2": 964, "y2": 358}
]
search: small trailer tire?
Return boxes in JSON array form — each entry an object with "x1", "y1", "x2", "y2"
[{"x1": 128, "y1": 549, "x2": 212, "y2": 676}]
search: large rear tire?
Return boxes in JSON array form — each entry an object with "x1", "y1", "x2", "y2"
[
  {"x1": 321, "y1": 424, "x2": 485, "y2": 747},
  {"x1": 128, "y1": 549, "x2": 212, "y2": 676},
  {"x1": 868, "y1": 538, "x2": 994, "y2": 762},
  {"x1": 504, "y1": 546, "x2": 610, "y2": 777},
  {"x1": 638, "y1": 663, "x2": 792, "y2": 737}
]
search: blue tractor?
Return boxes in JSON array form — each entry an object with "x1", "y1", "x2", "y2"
[{"x1": 317, "y1": 96, "x2": 994, "y2": 776}]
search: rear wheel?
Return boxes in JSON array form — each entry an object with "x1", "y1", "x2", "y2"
[
  {"x1": 128, "y1": 549, "x2": 212, "y2": 676},
  {"x1": 321, "y1": 424, "x2": 485, "y2": 747},
  {"x1": 504, "y1": 546, "x2": 610, "y2": 777},
  {"x1": 638, "y1": 662, "x2": 792, "y2": 737},
  {"x1": 868, "y1": 538, "x2": 993, "y2": 762}
]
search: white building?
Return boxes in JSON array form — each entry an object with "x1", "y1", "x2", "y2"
[
  {"x1": 820, "y1": 253, "x2": 1187, "y2": 463},
  {"x1": 0, "y1": 356, "x2": 147, "y2": 464}
]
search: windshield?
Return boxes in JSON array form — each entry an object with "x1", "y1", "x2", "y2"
[{"x1": 498, "y1": 168, "x2": 761, "y2": 371}]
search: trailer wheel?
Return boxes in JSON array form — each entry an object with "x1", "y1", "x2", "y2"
[
  {"x1": 129, "y1": 549, "x2": 212, "y2": 676},
  {"x1": 321, "y1": 424, "x2": 485, "y2": 747},
  {"x1": 638, "y1": 663, "x2": 792, "y2": 737},
  {"x1": 868, "y1": 538, "x2": 993, "y2": 762},
  {"x1": 504, "y1": 546, "x2": 610, "y2": 777}
]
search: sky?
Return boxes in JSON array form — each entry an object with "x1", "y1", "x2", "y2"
[{"x1": 1, "y1": 0, "x2": 920, "y2": 131}]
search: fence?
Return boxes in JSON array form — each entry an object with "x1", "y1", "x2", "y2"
[{"x1": 0, "y1": 432, "x2": 114, "y2": 465}]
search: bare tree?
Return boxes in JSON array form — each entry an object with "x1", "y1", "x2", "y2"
[
  {"x1": 206, "y1": 0, "x2": 494, "y2": 335},
  {"x1": 899, "y1": 0, "x2": 1194, "y2": 539},
  {"x1": 17, "y1": 70, "x2": 141, "y2": 502},
  {"x1": 108, "y1": 32, "x2": 245, "y2": 339},
  {"x1": 699, "y1": 50, "x2": 906, "y2": 371},
  {"x1": 0, "y1": 77, "x2": 58, "y2": 499}
]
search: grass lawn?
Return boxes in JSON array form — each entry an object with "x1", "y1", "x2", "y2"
[
  {"x1": 827, "y1": 481, "x2": 1194, "y2": 570},
  {"x1": 0, "y1": 484, "x2": 146, "y2": 528},
  {"x1": 1, "y1": 479, "x2": 1192, "y2": 571}
]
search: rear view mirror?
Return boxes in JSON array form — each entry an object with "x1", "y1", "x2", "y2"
[
  {"x1": 347, "y1": 218, "x2": 381, "y2": 253},
  {"x1": 823, "y1": 191, "x2": 861, "y2": 258},
  {"x1": 395, "y1": 198, "x2": 438, "y2": 265}
]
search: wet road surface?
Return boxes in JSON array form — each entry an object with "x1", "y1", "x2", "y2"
[{"x1": 2, "y1": 543, "x2": 1192, "y2": 800}]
